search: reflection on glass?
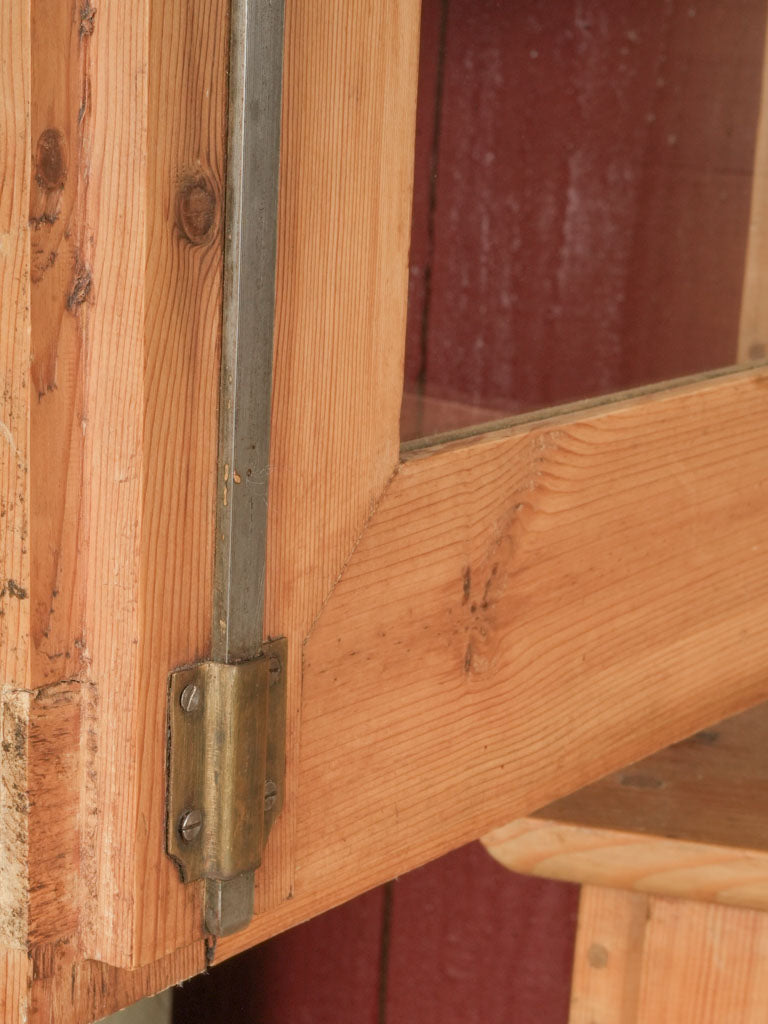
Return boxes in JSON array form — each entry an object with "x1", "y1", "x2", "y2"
[{"x1": 401, "y1": 0, "x2": 768, "y2": 442}]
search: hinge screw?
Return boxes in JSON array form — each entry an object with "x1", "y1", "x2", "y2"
[
  {"x1": 264, "y1": 778, "x2": 278, "y2": 812},
  {"x1": 180, "y1": 683, "x2": 201, "y2": 713},
  {"x1": 179, "y1": 808, "x2": 203, "y2": 842}
]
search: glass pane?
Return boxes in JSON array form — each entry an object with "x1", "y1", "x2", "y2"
[{"x1": 401, "y1": 0, "x2": 768, "y2": 442}]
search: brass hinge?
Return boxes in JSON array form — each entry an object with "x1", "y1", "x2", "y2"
[{"x1": 166, "y1": 637, "x2": 287, "y2": 937}]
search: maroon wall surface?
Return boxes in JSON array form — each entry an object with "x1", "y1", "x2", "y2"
[
  {"x1": 176, "y1": 0, "x2": 765, "y2": 1019},
  {"x1": 405, "y1": 0, "x2": 765, "y2": 428},
  {"x1": 174, "y1": 846, "x2": 579, "y2": 1024}
]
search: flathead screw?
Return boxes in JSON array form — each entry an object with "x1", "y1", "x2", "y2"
[
  {"x1": 179, "y1": 808, "x2": 203, "y2": 842},
  {"x1": 180, "y1": 683, "x2": 201, "y2": 713}
]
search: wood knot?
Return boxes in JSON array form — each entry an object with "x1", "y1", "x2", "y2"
[
  {"x1": 67, "y1": 257, "x2": 92, "y2": 311},
  {"x1": 35, "y1": 129, "x2": 67, "y2": 190},
  {"x1": 176, "y1": 170, "x2": 218, "y2": 245}
]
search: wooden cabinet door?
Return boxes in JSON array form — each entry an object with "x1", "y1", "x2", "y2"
[{"x1": 3, "y1": 1, "x2": 768, "y2": 1021}]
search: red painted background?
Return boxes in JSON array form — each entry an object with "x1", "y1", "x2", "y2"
[{"x1": 174, "y1": 1, "x2": 763, "y2": 1019}]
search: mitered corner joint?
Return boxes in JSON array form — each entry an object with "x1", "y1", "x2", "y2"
[{"x1": 165, "y1": 637, "x2": 287, "y2": 937}]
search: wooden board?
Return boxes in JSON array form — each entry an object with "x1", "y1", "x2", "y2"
[
  {"x1": 130, "y1": 0, "x2": 229, "y2": 966},
  {"x1": 484, "y1": 818, "x2": 768, "y2": 913},
  {"x1": 29, "y1": 941, "x2": 203, "y2": 1024},
  {"x1": 27, "y1": 0, "x2": 147, "y2": 970},
  {"x1": 0, "y1": 0, "x2": 31, "y2": 955},
  {"x1": 536, "y1": 700, "x2": 768, "y2": 852},
  {"x1": 571, "y1": 887, "x2": 768, "y2": 1024},
  {"x1": 569, "y1": 888, "x2": 647, "y2": 1024},
  {"x1": 482, "y1": 701, "x2": 768, "y2": 912},
  {"x1": 13, "y1": 0, "x2": 768, "y2": 1018},
  {"x1": 212, "y1": 367, "x2": 768, "y2": 963},
  {"x1": 0, "y1": 950, "x2": 28, "y2": 1024}
]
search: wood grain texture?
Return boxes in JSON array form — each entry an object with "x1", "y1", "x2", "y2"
[
  {"x1": 537, "y1": 700, "x2": 768, "y2": 852},
  {"x1": 92, "y1": 0, "x2": 421, "y2": 969},
  {"x1": 569, "y1": 887, "x2": 647, "y2": 1024},
  {"x1": 130, "y1": 0, "x2": 228, "y2": 966},
  {"x1": 28, "y1": 941, "x2": 203, "y2": 1024},
  {"x1": 484, "y1": 818, "x2": 768, "y2": 913},
  {"x1": 27, "y1": 0, "x2": 147, "y2": 969},
  {"x1": 0, "y1": 949, "x2": 29, "y2": 1024},
  {"x1": 246, "y1": 0, "x2": 420, "y2": 957},
  {"x1": 571, "y1": 888, "x2": 768, "y2": 1024},
  {"x1": 0, "y1": 0, "x2": 31, "y2": 952},
  {"x1": 295, "y1": 370, "x2": 768, "y2": 909},
  {"x1": 211, "y1": 368, "x2": 768, "y2": 964}
]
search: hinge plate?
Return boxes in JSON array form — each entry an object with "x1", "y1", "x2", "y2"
[{"x1": 166, "y1": 637, "x2": 286, "y2": 935}]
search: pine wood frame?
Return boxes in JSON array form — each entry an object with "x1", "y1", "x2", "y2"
[{"x1": 3, "y1": 0, "x2": 768, "y2": 1019}]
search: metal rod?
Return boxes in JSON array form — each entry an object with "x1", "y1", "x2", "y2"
[
  {"x1": 207, "y1": 0, "x2": 285, "y2": 937},
  {"x1": 214, "y1": 0, "x2": 285, "y2": 665}
]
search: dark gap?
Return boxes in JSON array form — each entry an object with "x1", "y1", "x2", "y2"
[{"x1": 377, "y1": 881, "x2": 394, "y2": 1024}]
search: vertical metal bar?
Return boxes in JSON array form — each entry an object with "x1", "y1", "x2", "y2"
[
  {"x1": 207, "y1": 0, "x2": 285, "y2": 936},
  {"x1": 214, "y1": 0, "x2": 285, "y2": 665}
]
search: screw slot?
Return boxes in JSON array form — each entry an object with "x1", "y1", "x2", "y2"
[{"x1": 179, "y1": 809, "x2": 203, "y2": 842}]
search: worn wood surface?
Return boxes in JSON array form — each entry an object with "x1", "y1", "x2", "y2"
[
  {"x1": 1, "y1": 0, "x2": 31, "y2": 956},
  {"x1": 27, "y1": 0, "x2": 147, "y2": 969},
  {"x1": 0, "y1": 950, "x2": 28, "y2": 1024},
  {"x1": 571, "y1": 888, "x2": 768, "y2": 1024},
  {"x1": 484, "y1": 818, "x2": 768, "y2": 913},
  {"x1": 29, "y1": 941, "x2": 203, "y2": 1024}
]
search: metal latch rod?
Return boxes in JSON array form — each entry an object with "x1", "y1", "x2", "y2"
[{"x1": 166, "y1": 0, "x2": 286, "y2": 939}]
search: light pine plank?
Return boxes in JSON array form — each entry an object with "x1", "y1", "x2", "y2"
[
  {"x1": 256, "y1": 0, "x2": 420, "y2": 953},
  {"x1": 295, "y1": 370, "x2": 768, "y2": 908},
  {"x1": 0, "y1": 949, "x2": 29, "y2": 1024},
  {"x1": 0, "y1": 0, "x2": 31, "y2": 951},
  {"x1": 571, "y1": 888, "x2": 768, "y2": 1024},
  {"x1": 483, "y1": 818, "x2": 768, "y2": 913},
  {"x1": 131, "y1": 0, "x2": 229, "y2": 965},
  {"x1": 739, "y1": 18, "x2": 768, "y2": 363},
  {"x1": 636, "y1": 898, "x2": 768, "y2": 1023},
  {"x1": 212, "y1": 369, "x2": 768, "y2": 963},
  {"x1": 27, "y1": 0, "x2": 147, "y2": 969},
  {"x1": 569, "y1": 887, "x2": 648, "y2": 1024}
]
